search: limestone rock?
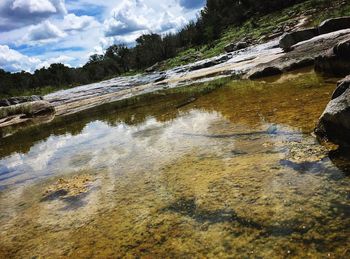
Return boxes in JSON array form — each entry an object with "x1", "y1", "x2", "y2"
[
  {"x1": 315, "y1": 39, "x2": 350, "y2": 76},
  {"x1": 316, "y1": 79, "x2": 350, "y2": 146},
  {"x1": 333, "y1": 39, "x2": 350, "y2": 58},
  {"x1": 279, "y1": 28, "x2": 319, "y2": 51},
  {"x1": 332, "y1": 75, "x2": 350, "y2": 100}
]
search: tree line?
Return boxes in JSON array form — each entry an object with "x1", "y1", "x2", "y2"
[{"x1": 0, "y1": 0, "x2": 308, "y2": 97}]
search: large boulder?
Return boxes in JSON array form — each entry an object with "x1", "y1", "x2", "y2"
[
  {"x1": 315, "y1": 76, "x2": 350, "y2": 146},
  {"x1": 278, "y1": 17, "x2": 350, "y2": 52},
  {"x1": 279, "y1": 28, "x2": 319, "y2": 51},
  {"x1": 318, "y1": 16, "x2": 350, "y2": 35},
  {"x1": 333, "y1": 39, "x2": 350, "y2": 58},
  {"x1": 332, "y1": 75, "x2": 350, "y2": 99},
  {"x1": 315, "y1": 39, "x2": 350, "y2": 76}
]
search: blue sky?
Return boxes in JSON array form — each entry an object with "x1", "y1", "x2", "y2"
[{"x1": 0, "y1": 0, "x2": 205, "y2": 73}]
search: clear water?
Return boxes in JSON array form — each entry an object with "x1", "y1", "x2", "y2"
[{"x1": 0, "y1": 70, "x2": 349, "y2": 258}]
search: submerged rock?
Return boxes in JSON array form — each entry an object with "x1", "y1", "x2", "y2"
[
  {"x1": 42, "y1": 174, "x2": 93, "y2": 202},
  {"x1": 284, "y1": 141, "x2": 328, "y2": 164},
  {"x1": 316, "y1": 76, "x2": 350, "y2": 146},
  {"x1": 279, "y1": 28, "x2": 319, "y2": 51}
]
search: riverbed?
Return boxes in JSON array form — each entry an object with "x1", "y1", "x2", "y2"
[{"x1": 0, "y1": 69, "x2": 349, "y2": 258}]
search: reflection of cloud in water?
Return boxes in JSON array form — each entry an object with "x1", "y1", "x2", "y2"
[{"x1": 0, "y1": 110, "x2": 222, "y2": 190}]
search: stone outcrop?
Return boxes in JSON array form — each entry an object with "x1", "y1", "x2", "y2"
[
  {"x1": 279, "y1": 16, "x2": 350, "y2": 52},
  {"x1": 332, "y1": 75, "x2": 350, "y2": 99},
  {"x1": 315, "y1": 39, "x2": 350, "y2": 76},
  {"x1": 334, "y1": 39, "x2": 350, "y2": 57},
  {"x1": 315, "y1": 76, "x2": 350, "y2": 146},
  {"x1": 279, "y1": 28, "x2": 319, "y2": 50},
  {"x1": 247, "y1": 28, "x2": 350, "y2": 79}
]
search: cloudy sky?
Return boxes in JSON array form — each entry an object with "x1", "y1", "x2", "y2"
[{"x1": 0, "y1": 0, "x2": 205, "y2": 73}]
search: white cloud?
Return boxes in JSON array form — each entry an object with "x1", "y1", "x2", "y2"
[
  {"x1": 104, "y1": 0, "x2": 148, "y2": 37},
  {"x1": 156, "y1": 11, "x2": 187, "y2": 33},
  {"x1": 104, "y1": 0, "x2": 187, "y2": 38},
  {"x1": 0, "y1": 0, "x2": 67, "y2": 31},
  {"x1": 25, "y1": 20, "x2": 66, "y2": 42},
  {"x1": 0, "y1": 0, "x2": 205, "y2": 72},
  {"x1": 61, "y1": 13, "x2": 99, "y2": 32},
  {"x1": 12, "y1": 0, "x2": 57, "y2": 14},
  {"x1": 50, "y1": 0, "x2": 67, "y2": 14},
  {"x1": 0, "y1": 45, "x2": 40, "y2": 72},
  {"x1": 0, "y1": 45, "x2": 76, "y2": 72},
  {"x1": 37, "y1": 55, "x2": 75, "y2": 69}
]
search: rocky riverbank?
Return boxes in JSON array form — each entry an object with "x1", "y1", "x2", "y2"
[
  {"x1": 0, "y1": 96, "x2": 55, "y2": 130},
  {"x1": 2, "y1": 16, "x2": 350, "y2": 141}
]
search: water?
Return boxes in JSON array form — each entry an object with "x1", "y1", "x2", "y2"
[{"x1": 0, "y1": 70, "x2": 349, "y2": 258}]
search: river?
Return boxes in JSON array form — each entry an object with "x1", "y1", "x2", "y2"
[{"x1": 0, "y1": 69, "x2": 349, "y2": 258}]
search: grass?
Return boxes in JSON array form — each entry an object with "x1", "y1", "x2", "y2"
[
  {"x1": 0, "y1": 86, "x2": 73, "y2": 99},
  {"x1": 161, "y1": 0, "x2": 350, "y2": 70}
]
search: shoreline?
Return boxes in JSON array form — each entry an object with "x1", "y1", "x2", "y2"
[{"x1": 1, "y1": 28, "x2": 350, "y2": 136}]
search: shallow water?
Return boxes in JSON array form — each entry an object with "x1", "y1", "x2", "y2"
[{"x1": 0, "y1": 70, "x2": 349, "y2": 258}]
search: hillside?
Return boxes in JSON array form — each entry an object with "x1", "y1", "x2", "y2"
[{"x1": 162, "y1": 0, "x2": 350, "y2": 70}]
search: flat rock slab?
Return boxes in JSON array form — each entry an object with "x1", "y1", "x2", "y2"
[{"x1": 247, "y1": 29, "x2": 350, "y2": 79}]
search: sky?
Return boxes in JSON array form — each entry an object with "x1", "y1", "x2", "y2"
[{"x1": 0, "y1": 0, "x2": 206, "y2": 73}]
